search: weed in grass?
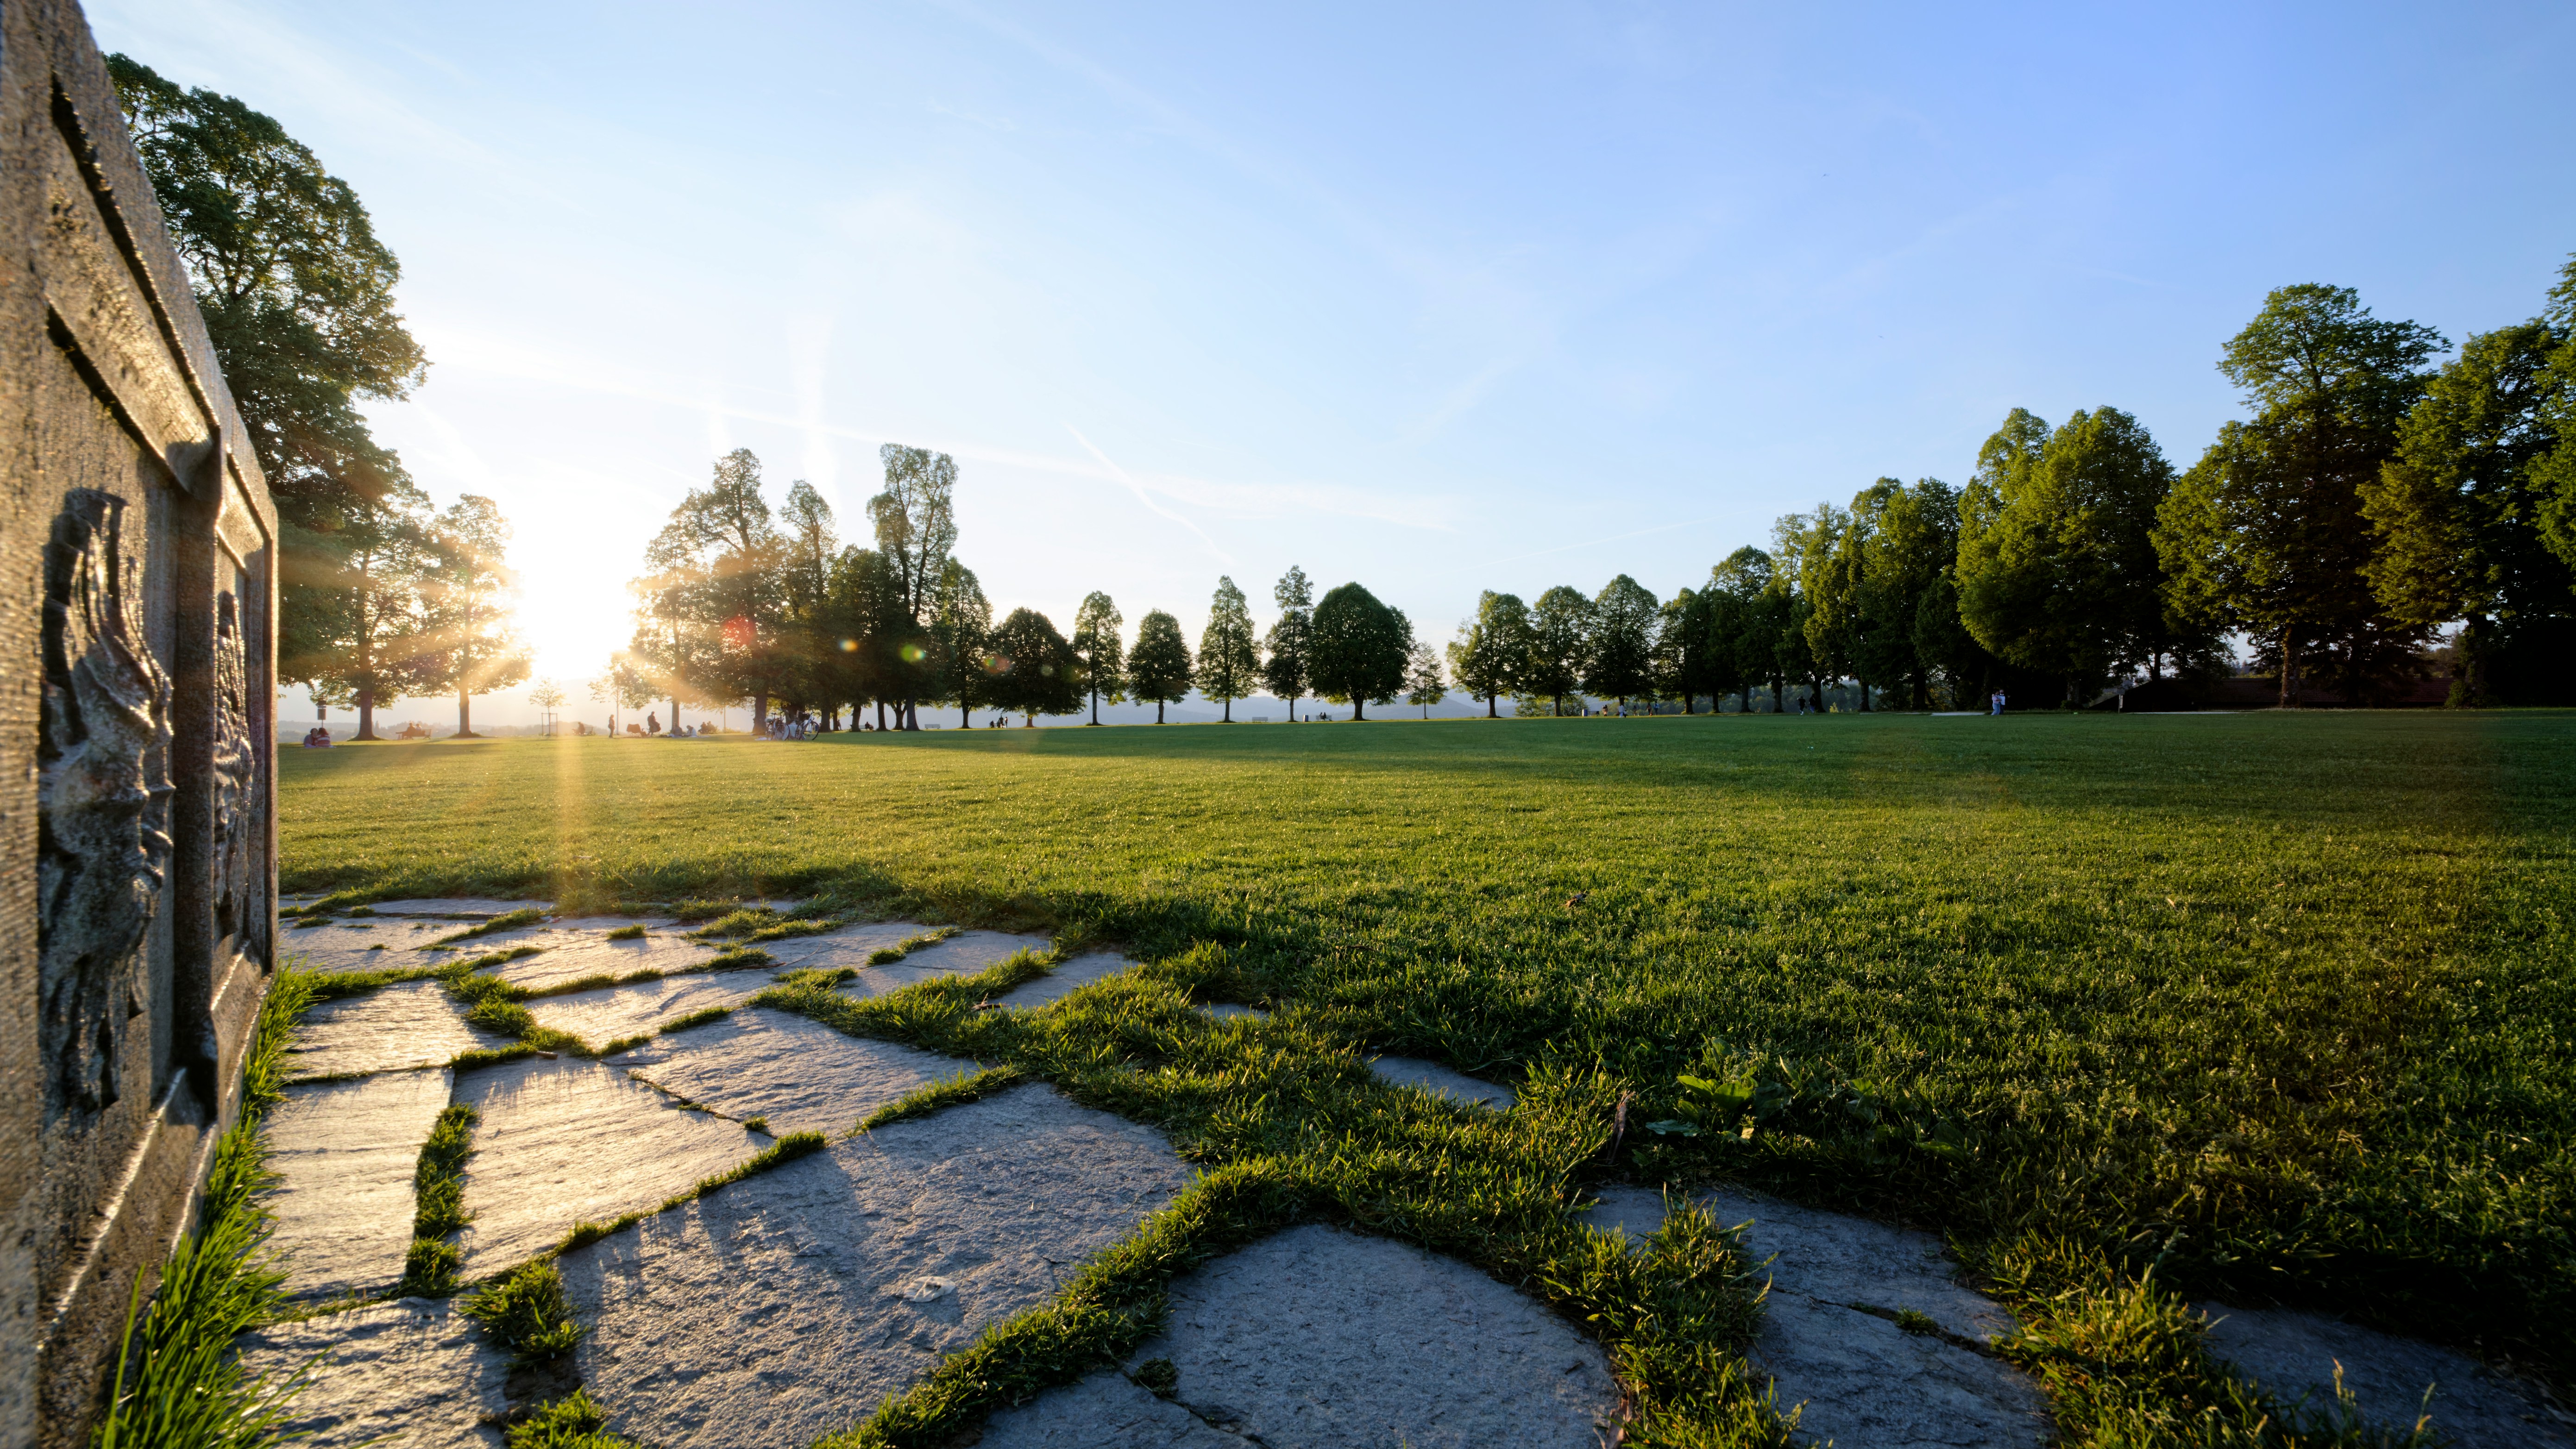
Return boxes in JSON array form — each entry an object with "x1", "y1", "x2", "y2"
[
  {"x1": 594, "y1": 1034, "x2": 652, "y2": 1056},
  {"x1": 774, "y1": 966, "x2": 859, "y2": 990},
  {"x1": 460, "y1": 1262, "x2": 585, "y2": 1362},
  {"x1": 90, "y1": 966, "x2": 319, "y2": 1447},
  {"x1": 685, "y1": 909, "x2": 779, "y2": 941},
  {"x1": 503, "y1": 1389, "x2": 641, "y2": 1449},
  {"x1": 858, "y1": 1066, "x2": 1026, "y2": 1133},
  {"x1": 461, "y1": 945, "x2": 547, "y2": 972},
  {"x1": 605, "y1": 924, "x2": 647, "y2": 941},
  {"x1": 426, "y1": 908, "x2": 549, "y2": 948},
  {"x1": 704, "y1": 946, "x2": 774, "y2": 970},
  {"x1": 280, "y1": 715, "x2": 2576, "y2": 1429}
]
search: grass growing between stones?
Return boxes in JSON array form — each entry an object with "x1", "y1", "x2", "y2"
[
  {"x1": 278, "y1": 715, "x2": 2576, "y2": 1444},
  {"x1": 401, "y1": 1104, "x2": 481, "y2": 1296},
  {"x1": 427, "y1": 908, "x2": 552, "y2": 947},
  {"x1": 857, "y1": 1065, "x2": 1026, "y2": 1133},
  {"x1": 501, "y1": 1389, "x2": 641, "y2": 1449},
  {"x1": 91, "y1": 965, "x2": 319, "y2": 1447},
  {"x1": 548, "y1": 1132, "x2": 829, "y2": 1258}
]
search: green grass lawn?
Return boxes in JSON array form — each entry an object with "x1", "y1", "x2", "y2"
[{"x1": 278, "y1": 711, "x2": 2576, "y2": 1444}]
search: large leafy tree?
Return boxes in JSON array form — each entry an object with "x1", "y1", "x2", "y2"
[
  {"x1": 1857, "y1": 479, "x2": 1961, "y2": 709},
  {"x1": 1708, "y1": 547, "x2": 1776, "y2": 712},
  {"x1": 2157, "y1": 284, "x2": 2444, "y2": 705},
  {"x1": 821, "y1": 546, "x2": 906, "y2": 728},
  {"x1": 2539, "y1": 260, "x2": 2576, "y2": 572},
  {"x1": 1071, "y1": 592, "x2": 1126, "y2": 725},
  {"x1": 1262, "y1": 566, "x2": 1315, "y2": 721},
  {"x1": 1447, "y1": 590, "x2": 1531, "y2": 717},
  {"x1": 869, "y1": 446, "x2": 958, "y2": 728},
  {"x1": 1127, "y1": 611, "x2": 1195, "y2": 723},
  {"x1": 984, "y1": 608, "x2": 1081, "y2": 725},
  {"x1": 1585, "y1": 574, "x2": 1660, "y2": 709},
  {"x1": 1787, "y1": 503, "x2": 1871, "y2": 708},
  {"x1": 638, "y1": 449, "x2": 787, "y2": 726},
  {"x1": 928, "y1": 561, "x2": 993, "y2": 727},
  {"x1": 1308, "y1": 583, "x2": 1410, "y2": 721},
  {"x1": 1652, "y1": 587, "x2": 1719, "y2": 712},
  {"x1": 310, "y1": 512, "x2": 436, "y2": 739},
  {"x1": 2362, "y1": 264, "x2": 2576, "y2": 704},
  {"x1": 773, "y1": 480, "x2": 840, "y2": 721},
  {"x1": 1959, "y1": 407, "x2": 2176, "y2": 703},
  {"x1": 107, "y1": 56, "x2": 433, "y2": 695},
  {"x1": 1195, "y1": 577, "x2": 1262, "y2": 722},
  {"x1": 1525, "y1": 586, "x2": 1594, "y2": 715},
  {"x1": 416, "y1": 496, "x2": 531, "y2": 737}
]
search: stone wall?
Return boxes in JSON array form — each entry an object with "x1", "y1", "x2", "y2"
[{"x1": 0, "y1": 1, "x2": 279, "y2": 1443}]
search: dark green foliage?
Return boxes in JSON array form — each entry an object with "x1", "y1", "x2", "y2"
[
  {"x1": 1448, "y1": 590, "x2": 1532, "y2": 716},
  {"x1": 1194, "y1": 577, "x2": 1262, "y2": 721},
  {"x1": 503, "y1": 1390, "x2": 640, "y2": 1449},
  {"x1": 984, "y1": 608, "x2": 1083, "y2": 723},
  {"x1": 1523, "y1": 585, "x2": 1593, "y2": 714},
  {"x1": 1125, "y1": 610, "x2": 1194, "y2": 722},
  {"x1": 1071, "y1": 591, "x2": 1126, "y2": 724},
  {"x1": 1307, "y1": 583, "x2": 1409, "y2": 721},
  {"x1": 1585, "y1": 574, "x2": 1659, "y2": 707},
  {"x1": 460, "y1": 1263, "x2": 584, "y2": 1362},
  {"x1": 1260, "y1": 566, "x2": 1314, "y2": 718}
]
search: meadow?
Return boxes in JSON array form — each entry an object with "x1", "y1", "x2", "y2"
[{"x1": 277, "y1": 710, "x2": 2575, "y2": 1444}]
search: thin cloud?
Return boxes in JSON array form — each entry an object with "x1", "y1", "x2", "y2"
[{"x1": 1066, "y1": 426, "x2": 1235, "y2": 566}]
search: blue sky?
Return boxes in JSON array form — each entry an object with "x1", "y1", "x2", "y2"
[{"x1": 89, "y1": 0, "x2": 2576, "y2": 724}]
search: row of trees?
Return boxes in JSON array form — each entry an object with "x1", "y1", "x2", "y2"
[
  {"x1": 623, "y1": 452, "x2": 1452, "y2": 726},
  {"x1": 1441, "y1": 267, "x2": 2576, "y2": 715}
]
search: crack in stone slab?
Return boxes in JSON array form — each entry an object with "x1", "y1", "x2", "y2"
[
  {"x1": 524, "y1": 967, "x2": 783, "y2": 1044},
  {"x1": 555, "y1": 1083, "x2": 1194, "y2": 1449},
  {"x1": 452, "y1": 1056, "x2": 766, "y2": 1276},
  {"x1": 232, "y1": 1298, "x2": 511, "y2": 1449},
  {"x1": 611, "y1": 1007, "x2": 979, "y2": 1136},
  {"x1": 264, "y1": 1067, "x2": 457, "y2": 1298}
]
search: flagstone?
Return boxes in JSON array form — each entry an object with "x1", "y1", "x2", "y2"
[{"x1": 264, "y1": 1068, "x2": 455, "y2": 1298}]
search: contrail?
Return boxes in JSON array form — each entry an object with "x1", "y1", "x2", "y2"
[{"x1": 1065, "y1": 426, "x2": 1236, "y2": 566}]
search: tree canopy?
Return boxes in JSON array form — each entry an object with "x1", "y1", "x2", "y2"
[
  {"x1": 1127, "y1": 610, "x2": 1195, "y2": 723},
  {"x1": 1308, "y1": 583, "x2": 1410, "y2": 720},
  {"x1": 1195, "y1": 577, "x2": 1262, "y2": 722}
]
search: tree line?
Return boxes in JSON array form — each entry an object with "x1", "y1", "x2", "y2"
[{"x1": 623, "y1": 450, "x2": 1453, "y2": 729}]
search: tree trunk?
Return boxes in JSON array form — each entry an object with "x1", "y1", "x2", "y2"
[
  {"x1": 457, "y1": 691, "x2": 476, "y2": 738},
  {"x1": 2278, "y1": 625, "x2": 2299, "y2": 709},
  {"x1": 1223, "y1": 697, "x2": 1232, "y2": 722},
  {"x1": 1156, "y1": 700, "x2": 1165, "y2": 723},
  {"x1": 1024, "y1": 712, "x2": 1035, "y2": 727},
  {"x1": 1352, "y1": 698, "x2": 1366, "y2": 721},
  {"x1": 1090, "y1": 690, "x2": 1101, "y2": 725},
  {"x1": 356, "y1": 686, "x2": 379, "y2": 741},
  {"x1": 961, "y1": 698, "x2": 972, "y2": 728},
  {"x1": 1858, "y1": 680, "x2": 1871, "y2": 712},
  {"x1": 672, "y1": 696, "x2": 683, "y2": 731},
  {"x1": 1486, "y1": 692, "x2": 1497, "y2": 718}
]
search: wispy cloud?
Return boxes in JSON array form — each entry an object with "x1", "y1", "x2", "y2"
[
  {"x1": 1475, "y1": 514, "x2": 1727, "y2": 571},
  {"x1": 1066, "y1": 427, "x2": 1234, "y2": 565}
]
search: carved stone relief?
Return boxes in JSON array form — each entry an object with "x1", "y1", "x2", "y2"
[
  {"x1": 210, "y1": 585, "x2": 257, "y2": 954},
  {"x1": 38, "y1": 489, "x2": 175, "y2": 1124}
]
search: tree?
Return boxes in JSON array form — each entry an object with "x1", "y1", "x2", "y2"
[
  {"x1": 2362, "y1": 266, "x2": 2576, "y2": 705},
  {"x1": 1308, "y1": 583, "x2": 1409, "y2": 721},
  {"x1": 928, "y1": 561, "x2": 993, "y2": 727},
  {"x1": 1195, "y1": 577, "x2": 1262, "y2": 722},
  {"x1": 416, "y1": 495, "x2": 532, "y2": 737},
  {"x1": 774, "y1": 480, "x2": 840, "y2": 722},
  {"x1": 639, "y1": 449, "x2": 786, "y2": 726},
  {"x1": 2538, "y1": 259, "x2": 2576, "y2": 575},
  {"x1": 1128, "y1": 611, "x2": 1195, "y2": 723},
  {"x1": 1586, "y1": 574, "x2": 1660, "y2": 709},
  {"x1": 820, "y1": 546, "x2": 906, "y2": 729},
  {"x1": 527, "y1": 678, "x2": 568, "y2": 735},
  {"x1": 868, "y1": 446, "x2": 959, "y2": 728},
  {"x1": 1526, "y1": 586, "x2": 1593, "y2": 715},
  {"x1": 984, "y1": 608, "x2": 1081, "y2": 725},
  {"x1": 1404, "y1": 640, "x2": 1448, "y2": 717},
  {"x1": 1653, "y1": 587, "x2": 1716, "y2": 712},
  {"x1": 2157, "y1": 284, "x2": 2444, "y2": 706},
  {"x1": 1071, "y1": 592, "x2": 1126, "y2": 726},
  {"x1": 1262, "y1": 566, "x2": 1315, "y2": 721},
  {"x1": 1959, "y1": 406, "x2": 2177, "y2": 704},
  {"x1": 1709, "y1": 548, "x2": 1776, "y2": 712},
  {"x1": 107, "y1": 56, "x2": 433, "y2": 705},
  {"x1": 307, "y1": 502, "x2": 435, "y2": 740},
  {"x1": 1787, "y1": 503, "x2": 1866, "y2": 708},
  {"x1": 1447, "y1": 591, "x2": 1530, "y2": 717},
  {"x1": 1858, "y1": 480, "x2": 1963, "y2": 709}
]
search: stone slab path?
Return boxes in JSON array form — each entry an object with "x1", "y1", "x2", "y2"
[
  {"x1": 980, "y1": 1223, "x2": 1621, "y2": 1449},
  {"x1": 247, "y1": 903, "x2": 2553, "y2": 1449},
  {"x1": 560, "y1": 1084, "x2": 1193, "y2": 1449}
]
